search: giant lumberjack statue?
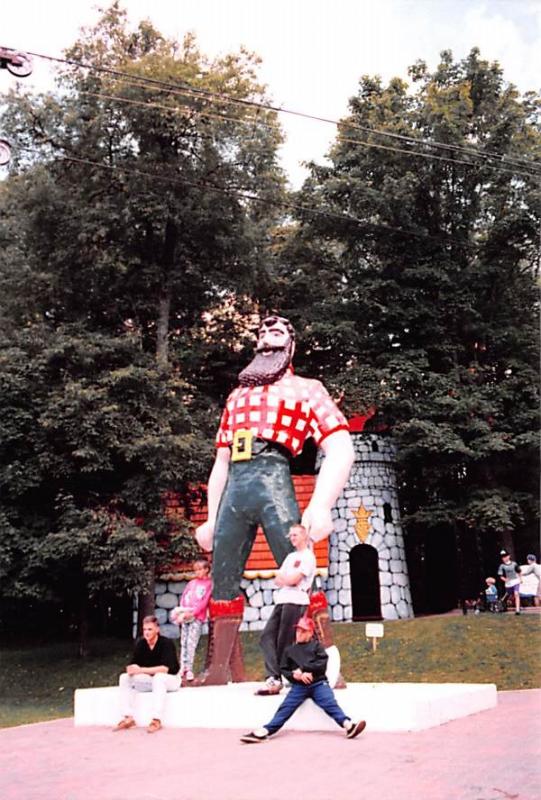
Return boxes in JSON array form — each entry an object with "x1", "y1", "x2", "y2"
[{"x1": 194, "y1": 315, "x2": 355, "y2": 685}]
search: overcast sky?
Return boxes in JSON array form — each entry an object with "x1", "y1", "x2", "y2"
[{"x1": 2, "y1": 0, "x2": 540, "y2": 186}]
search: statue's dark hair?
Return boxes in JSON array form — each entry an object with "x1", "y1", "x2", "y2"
[{"x1": 259, "y1": 315, "x2": 295, "y2": 340}]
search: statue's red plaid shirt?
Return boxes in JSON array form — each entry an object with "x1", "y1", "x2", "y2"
[{"x1": 216, "y1": 368, "x2": 348, "y2": 456}]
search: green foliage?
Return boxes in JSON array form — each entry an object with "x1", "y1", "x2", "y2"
[
  {"x1": 0, "y1": 323, "x2": 208, "y2": 613},
  {"x1": 0, "y1": 1, "x2": 285, "y2": 350},
  {"x1": 0, "y1": 3, "x2": 285, "y2": 632},
  {"x1": 0, "y1": 15, "x2": 538, "y2": 627},
  {"x1": 37, "y1": 498, "x2": 155, "y2": 597},
  {"x1": 263, "y1": 49, "x2": 539, "y2": 567}
]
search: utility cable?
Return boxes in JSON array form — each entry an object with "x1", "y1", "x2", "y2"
[
  {"x1": 23, "y1": 49, "x2": 541, "y2": 176},
  {"x1": 16, "y1": 144, "x2": 470, "y2": 246},
  {"x1": 75, "y1": 87, "x2": 537, "y2": 179}
]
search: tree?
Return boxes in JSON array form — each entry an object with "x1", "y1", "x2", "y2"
[
  {"x1": 0, "y1": 323, "x2": 204, "y2": 647},
  {"x1": 0, "y1": 3, "x2": 286, "y2": 635},
  {"x1": 265, "y1": 49, "x2": 540, "y2": 609},
  {"x1": 1, "y1": 2, "x2": 285, "y2": 358}
]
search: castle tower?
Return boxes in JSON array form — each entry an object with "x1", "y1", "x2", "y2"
[{"x1": 321, "y1": 432, "x2": 414, "y2": 621}]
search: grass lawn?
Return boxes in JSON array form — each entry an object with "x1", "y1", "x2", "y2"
[{"x1": 1, "y1": 611, "x2": 539, "y2": 728}]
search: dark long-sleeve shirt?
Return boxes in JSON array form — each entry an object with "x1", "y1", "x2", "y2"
[
  {"x1": 280, "y1": 638, "x2": 328, "y2": 684},
  {"x1": 131, "y1": 635, "x2": 180, "y2": 675}
]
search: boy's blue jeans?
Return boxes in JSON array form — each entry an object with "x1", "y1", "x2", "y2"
[{"x1": 264, "y1": 680, "x2": 349, "y2": 734}]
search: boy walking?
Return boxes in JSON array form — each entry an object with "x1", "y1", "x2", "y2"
[
  {"x1": 241, "y1": 617, "x2": 366, "y2": 742},
  {"x1": 498, "y1": 550, "x2": 522, "y2": 615}
]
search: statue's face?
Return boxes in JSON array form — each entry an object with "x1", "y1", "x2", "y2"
[
  {"x1": 237, "y1": 315, "x2": 295, "y2": 387},
  {"x1": 257, "y1": 319, "x2": 291, "y2": 353}
]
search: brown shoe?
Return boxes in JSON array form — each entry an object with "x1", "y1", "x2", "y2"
[
  {"x1": 112, "y1": 716, "x2": 136, "y2": 732},
  {"x1": 346, "y1": 720, "x2": 366, "y2": 739},
  {"x1": 147, "y1": 718, "x2": 162, "y2": 734}
]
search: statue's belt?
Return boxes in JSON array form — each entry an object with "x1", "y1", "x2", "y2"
[{"x1": 230, "y1": 430, "x2": 292, "y2": 463}]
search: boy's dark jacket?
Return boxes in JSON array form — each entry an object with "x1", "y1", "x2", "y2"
[{"x1": 280, "y1": 638, "x2": 328, "y2": 684}]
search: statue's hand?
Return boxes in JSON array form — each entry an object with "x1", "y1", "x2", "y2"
[
  {"x1": 195, "y1": 520, "x2": 214, "y2": 552},
  {"x1": 301, "y1": 504, "x2": 334, "y2": 542}
]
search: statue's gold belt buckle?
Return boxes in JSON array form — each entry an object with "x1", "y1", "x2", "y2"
[{"x1": 231, "y1": 429, "x2": 253, "y2": 462}]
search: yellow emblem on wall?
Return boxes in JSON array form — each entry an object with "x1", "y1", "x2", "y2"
[{"x1": 353, "y1": 505, "x2": 372, "y2": 543}]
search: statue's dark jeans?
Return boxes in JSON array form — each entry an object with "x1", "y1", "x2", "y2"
[{"x1": 212, "y1": 449, "x2": 300, "y2": 600}]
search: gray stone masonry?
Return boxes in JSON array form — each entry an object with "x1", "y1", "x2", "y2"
[{"x1": 320, "y1": 434, "x2": 413, "y2": 622}]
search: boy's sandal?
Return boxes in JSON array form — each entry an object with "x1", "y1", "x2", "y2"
[
  {"x1": 147, "y1": 719, "x2": 162, "y2": 734},
  {"x1": 112, "y1": 717, "x2": 136, "y2": 732}
]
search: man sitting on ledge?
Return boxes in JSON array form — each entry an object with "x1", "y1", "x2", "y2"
[{"x1": 113, "y1": 615, "x2": 181, "y2": 734}]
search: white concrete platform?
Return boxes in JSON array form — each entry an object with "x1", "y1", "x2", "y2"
[{"x1": 74, "y1": 681, "x2": 497, "y2": 732}]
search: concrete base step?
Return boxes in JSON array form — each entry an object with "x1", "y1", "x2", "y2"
[{"x1": 74, "y1": 681, "x2": 497, "y2": 732}]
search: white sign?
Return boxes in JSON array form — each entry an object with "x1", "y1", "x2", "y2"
[{"x1": 365, "y1": 623, "x2": 384, "y2": 639}]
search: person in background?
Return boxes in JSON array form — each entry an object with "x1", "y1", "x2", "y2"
[
  {"x1": 519, "y1": 554, "x2": 541, "y2": 607},
  {"x1": 498, "y1": 550, "x2": 522, "y2": 615},
  {"x1": 170, "y1": 558, "x2": 212, "y2": 682},
  {"x1": 484, "y1": 577, "x2": 499, "y2": 610}
]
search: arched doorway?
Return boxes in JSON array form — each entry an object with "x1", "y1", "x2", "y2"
[{"x1": 350, "y1": 544, "x2": 382, "y2": 620}]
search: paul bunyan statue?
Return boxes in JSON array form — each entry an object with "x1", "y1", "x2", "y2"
[{"x1": 194, "y1": 315, "x2": 354, "y2": 685}]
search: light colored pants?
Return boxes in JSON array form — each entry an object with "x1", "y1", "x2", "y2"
[
  {"x1": 180, "y1": 619, "x2": 203, "y2": 672},
  {"x1": 119, "y1": 672, "x2": 181, "y2": 720}
]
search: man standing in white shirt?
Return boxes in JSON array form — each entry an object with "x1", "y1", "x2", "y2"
[{"x1": 257, "y1": 524, "x2": 316, "y2": 696}]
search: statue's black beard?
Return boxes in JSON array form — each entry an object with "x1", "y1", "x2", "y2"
[{"x1": 238, "y1": 341, "x2": 293, "y2": 387}]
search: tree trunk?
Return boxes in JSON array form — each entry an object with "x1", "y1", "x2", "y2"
[
  {"x1": 78, "y1": 593, "x2": 89, "y2": 658},
  {"x1": 156, "y1": 284, "x2": 171, "y2": 368},
  {"x1": 141, "y1": 222, "x2": 176, "y2": 629},
  {"x1": 500, "y1": 529, "x2": 515, "y2": 559},
  {"x1": 137, "y1": 574, "x2": 156, "y2": 634}
]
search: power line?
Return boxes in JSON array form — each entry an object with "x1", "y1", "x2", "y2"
[
  {"x1": 103, "y1": 73, "x2": 541, "y2": 175},
  {"x1": 24, "y1": 48, "x2": 541, "y2": 177},
  {"x1": 16, "y1": 144, "x2": 468, "y2": 246},
  {"x1": 76, "y1": 87, "x2": 537, "y2": 179}
]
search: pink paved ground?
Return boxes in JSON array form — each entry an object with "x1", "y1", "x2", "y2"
[{"x1": 1, "y1": 690, "x2": 540, "y2": 800}]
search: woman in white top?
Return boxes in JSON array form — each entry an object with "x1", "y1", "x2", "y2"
[{"x1": 520, "y1": 554, "x2": 541, "y2": 607}]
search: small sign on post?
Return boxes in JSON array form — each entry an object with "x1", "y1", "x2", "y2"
[{"x1": 365, "y1": 622, "x2": 384, "y2": 653}]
